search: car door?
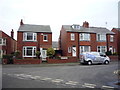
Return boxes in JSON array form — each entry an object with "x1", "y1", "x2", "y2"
[{"x1": 99, "y1": 53, "x2": 106, "y2": 63}]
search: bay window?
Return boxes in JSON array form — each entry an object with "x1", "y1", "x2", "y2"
[
  {"x1": 23, "y1": 32, "x2": 37, "y2": 41},
  {"x1": 97, "y1": 34, "x2": 106, "y2": 41},
  {"x1": 80, "y1": 33, "x2": 90, "y2": 41},
  {"x1": 23, "y1": 46, "x2": 36, "y2": 57},
  {"x1": 97, "y1": 46, "x2": 106, "y2": 53},
  {"x1": 80, "y1": 46, "x2": 91, "y2": 53}
]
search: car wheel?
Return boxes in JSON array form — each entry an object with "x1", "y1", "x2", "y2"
[
  {"x1": 104, "y1": 60, "x2": 109, "y2": 64},
  {"x1": 88, "y1": 61, "x2": 92, "y2": 65}
]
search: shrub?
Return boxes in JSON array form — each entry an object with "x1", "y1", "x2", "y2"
[
  {"x1": 36, "y1": 51, "x2": 41, "y2": 59},
  {"x1": 47, "y1": 48, "x2": 55, "y2": 58},
  {"x1": 106, "y1": 51, "x2": 112, "y2": 56},
  {"x1": 3, "y1": 54, "x2": 13, "y2": 64}
]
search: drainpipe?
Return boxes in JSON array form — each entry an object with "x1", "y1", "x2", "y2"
[{"x1": 78, "y1": 33, "x2": 79, "y2": 59}]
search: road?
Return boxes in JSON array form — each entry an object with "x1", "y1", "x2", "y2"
[{"x1": 2, "y1": 61, "x2": 119, "y2": 89}]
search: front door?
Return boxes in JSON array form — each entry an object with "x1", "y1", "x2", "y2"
[
  {"x1": 40, "y1": 48, "x2": 47, "y2": 61},
  {"x1": 72, "y1": 46, "x2": 76, "y2": 57}
]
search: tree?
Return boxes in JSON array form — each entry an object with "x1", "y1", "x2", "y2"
[{"x1": 47, "y1": 48, "x2": 55, "y2": 58}]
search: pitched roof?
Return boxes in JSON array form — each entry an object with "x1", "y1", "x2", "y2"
[
  {"x1": 18, "y1": 24, "x2": 52, "y2": 33},
  {"x1": 52, "y1": 41, "x2": 58, "y2": 48},
  {"x1": 62, "y1": 25, "x2": 115, "y2": 34}
]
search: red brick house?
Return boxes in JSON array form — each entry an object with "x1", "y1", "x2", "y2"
[
  {"x1": 17, "y1": 20, "x2": 52, "y2": 61},
  {"x1": 112, "y1": 28, "x2": 120, "y2": 59},
  {"x1": 59, "y1": 21, "x2": 115, "y2": 58},
  {"x1": 0, "y1": 30, "x2": 17, "y2": 58}
]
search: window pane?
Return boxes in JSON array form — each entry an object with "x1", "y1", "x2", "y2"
[
  {"x1": 3, "y1": 38, "x2": 6, "y2": 45},
  {"x1": 33, "y1": 33, "x2": 37, "y2": 40},
  {"x1": 23, "y1": 47, "x2": 26, "y2": 56},
  {"x1": 27, "y1": 33, "x2": 33, "y2": 40},
  {"x1": 33, "y1": 47, "x2": 36, "y2": 56},
  {"x1": 71, "y1": 33, "x2": 75, "y2": 40},
  {"x1": 26, "y1": 47, "x2": 32, "y2": 56},
  {"x1": 43, "y1": 35, "x2": 48, "y2": 41},
  {"x1": 0, "y1": 39, "x2": 2, "y2": 44}
]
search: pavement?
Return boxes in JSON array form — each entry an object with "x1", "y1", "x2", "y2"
[{"x1": 2, "y1": 62, "x2": 80, "y2": 67}]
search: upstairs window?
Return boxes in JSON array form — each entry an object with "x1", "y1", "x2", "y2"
[
  {"x1": 110, "y1": 35, "x2": 114, "y2": 42},
  {"x1": 97, "y1": 34, "x2": 106, "y2": 41},
  {"x1": 0, "y1": 38, "x2": 6, "y2": 45},
  {"x1": 23, "y1": 32, "x2": 37, "y2": 41},
  {"x1": 43, "y1": 34, "x2": 48, "y2": 41},
  {"x1": 80, "y1": 33, "x2": 90, "y2": 41},
  {"x1": 71, "y1": 33, "x2": 75, "y2": 41}
]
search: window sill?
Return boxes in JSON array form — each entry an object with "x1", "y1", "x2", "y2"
[
  {"x1": 23, "y1": 56, "x2": 36, "y2": 57},
  {"x1": 23, "y1": 40, "x2": 37, "y2": 42}
]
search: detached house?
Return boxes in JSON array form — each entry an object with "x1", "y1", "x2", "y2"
[
  {"x1": 59, "y1": 21, "x2": 115, "y2": 58},
  {"x1": 17, "y1": 20, "x2": 52, "y2": 61},
  {"x1": 0, "y1": 30, "x2": 17, "y2": 58}
]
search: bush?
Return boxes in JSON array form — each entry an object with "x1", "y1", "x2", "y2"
[
  {"x1": 36, "y1": 51, "x2": 41, "y2": 59},
  {"x1": 47, "y1": 48, "x2": 55, "y2": 58},
  {"x1": 106, "y1": 51, "x2": 112, "y2": 56},
  {"x1": 3, "y1": 54, "x2": 13, "y2": 64},
  {"x1": 112, "y1": 52, "x2": 118, "y2": 56}
]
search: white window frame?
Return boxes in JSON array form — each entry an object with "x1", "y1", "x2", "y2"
[
  {"x1": 0, "y1": 38, "x2": 6, "y2": 45},
  {"x1": 80, "y1": 46, "x2": 91, "y2": 53},
  {"x1": 97, "y1": 34, "x2": 106, "y2": 41},
  {"x1": 43, "y1": 34, "x2": 48, "y2": 42},
  {"x1": 23, "y1": 32, "x2": 37, "y2": 41},
  {"x1": 110, "y1": 35, "x2": 114, "y2": 42},
  {"x1": 23, "y1": 46, "x2": 36, "y2": 57},
  {"x1": 71, "y1": 33, "x2": 75, "y2": 41},
  {"x1": 68, "y1": 47, "x2": 72, "y2": 53},
  {"x1": 80, "y1": 33, "x2": 90, "y2": 41},
  {"x1": 97, "y1": 46, "x2": 107, "y2": 53}
]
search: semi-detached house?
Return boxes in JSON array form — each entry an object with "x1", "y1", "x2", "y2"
[
  {"x1": 17, "y1": 20, "x2": 52, "y2": 61},
  {"x1": 0, "y1": 30, "x2": 17, "y2": 58},
  {"x1": 59, "y1": 21, "x2": 115, "y2": 58}
]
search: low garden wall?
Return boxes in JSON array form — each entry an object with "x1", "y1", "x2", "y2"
[
  {"x1": 13, "y1": 59, "x2": 42, "y2": 64},
  {"x1": 47, "y1": 57, "x2": 79, "y2": 64},
  {"x1": 109, "y1": 55, "x2": 119, "y2": 61}
]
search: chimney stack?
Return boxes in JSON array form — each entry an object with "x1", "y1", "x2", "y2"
[
  {"x1": 20, "y1": 19, "x2": 24, "y2": 25},
  {"x1": 11, "y1": 29, "x2": 14, "y2": 38},
  {"x1": 83, "y1": 21, "x2": 89, "y2": 28}
]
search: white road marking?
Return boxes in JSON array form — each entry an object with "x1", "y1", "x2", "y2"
[
  {"x1": 82, "y1": 83, "x2": 96, "y2": 88},
  {"x1": 40, "y1": 78, "x2": 52, "y2": 81},
  {"x1": 65, "y1": 81, "x2": 79, "y2": 85},
  {"x1": 52, "y1": 79, "x2": 64, "y2": 83},
  {"x1": 84, "y1": 83, "x2": 96, "y2": 86},
  {"x1": 102, "y1": 85, "x2": 114, "y2": 88},
  {"x1": 82, "y1": 85, "x2": 95, "y2": 88}
]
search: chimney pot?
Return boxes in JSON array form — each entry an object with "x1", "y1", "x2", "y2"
[
  {"x1": 20, "y1": 19, "x2": 24, "y2": 25},
  {"x1": 11, "y1": 29, "x2": 14, "y2": 38},
  {"x1": 83, "y1": 21, "x2": 89, "y2": 28}
]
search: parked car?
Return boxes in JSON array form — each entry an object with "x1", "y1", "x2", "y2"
[{"x1": 80, "y1": 52, "x2": 110, "y2": 65}]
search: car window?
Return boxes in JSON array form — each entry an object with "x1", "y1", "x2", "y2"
[{"x1": 91, "y1": 52, "x2": 99, "y2": 56}]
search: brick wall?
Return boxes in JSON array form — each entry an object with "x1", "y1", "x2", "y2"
[
  {"x1": 14, "y1": 59, "x2": 42, "y2": 64},
  {"x1": 47, "y1": 57, "x2": 78, "y2": 64}
]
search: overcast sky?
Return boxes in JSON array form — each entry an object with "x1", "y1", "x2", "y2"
[{"x1": 0, "y1": 0, "x2": 119, "y2": 41}]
